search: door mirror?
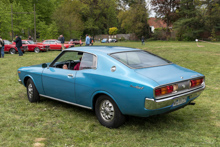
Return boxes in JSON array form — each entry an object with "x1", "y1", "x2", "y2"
[{"x1": 42, "y1": 63, "x2": 47, "y2": 68}]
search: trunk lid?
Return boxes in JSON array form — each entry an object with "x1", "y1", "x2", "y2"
[{"x1": 134, "y1": 64, "x2": 203, "y2": 85}]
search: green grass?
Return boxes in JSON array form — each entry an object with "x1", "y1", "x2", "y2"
[{"x1": 0, "y1": 41, "x2": 219, "y2": 146}]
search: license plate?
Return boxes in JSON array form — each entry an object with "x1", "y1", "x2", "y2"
[{"x1": 173, "y1": 97, "x2": 187, "y2": 107}]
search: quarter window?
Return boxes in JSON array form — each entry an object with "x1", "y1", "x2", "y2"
[{"x1": 80, "y1": 53, "x2": 97, "y2": 70}]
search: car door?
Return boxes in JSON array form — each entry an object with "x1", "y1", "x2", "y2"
[
  {"x1": 74, "y1": 53, "x2": 98, "y2": 107},
  {"x1": 48, "y1": 41, "x2": 57, "y2": 50},
  {"x1": 3, "y1": 40, "x2": 10, "y2": 52},
  {"x1": 22, "y1": 41, "x2": 31, "y2": 51},
  {"x1": 42, "y1": 51, "x2": 82, "y2": 103}
]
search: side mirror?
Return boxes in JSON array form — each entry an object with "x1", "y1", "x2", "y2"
[{"x1": 42, "y1": 63, "x2": 47, "y2": 68}]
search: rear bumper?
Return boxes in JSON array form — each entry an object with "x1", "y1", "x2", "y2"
[{"x1": 145, "y1": 85, "x2": 205, "y2": 110}]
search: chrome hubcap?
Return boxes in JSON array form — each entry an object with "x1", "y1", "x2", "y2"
[
  {"x1": 28, "y1": 83, "x2": 33, "y2": 99},
  {"x1": 100, "y1": 100, "x2": 114, "y2": 121},
  {"x1": 11, "y1": 49, "x2": 15, "y2": 54},
  {"x1": 35, "y1": 48, "x2": 40, "y2": 53}
]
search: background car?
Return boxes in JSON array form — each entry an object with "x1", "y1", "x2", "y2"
[
  {"x1": 4, "y1": 40, "x2": 28, "y2": 54},
  {"x1": 40, "y1": 39, "x2": 75, "y2": 50},
  {"x1": 21, "y1": 40, "x2": 50, "y2": 53},
  {"x1": 109, "y1": 39, "x2": 117, "y2": 42},
  {"x1": 17, "y1": 46, "x2": 205, "y2": 128},
  {"x1": 69, "y1": 39, "x2": 83, "y2": 46},
  {"x1": 101, "y1": 38, "x2": 109, "y2": 43}
]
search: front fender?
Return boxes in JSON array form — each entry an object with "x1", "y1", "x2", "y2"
[{"x1": 21, "y1": 74, "x2": 45, "y2": 95}]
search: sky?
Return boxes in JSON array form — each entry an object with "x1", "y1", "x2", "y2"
[{"x1": 145, "y1": 0, "x2": 156, "y2": 17}]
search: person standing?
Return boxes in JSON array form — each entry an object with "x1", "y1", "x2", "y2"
[
  {"x1": 79, "y1": 36, "x2": 82, "y2": 46},
  {"x1": 58, "y1": 35, "x2": 65, "y2": 50},
  {"x1": 14, "y1": 35, "x2": 23, "y2": 56},
  {"x1": 141, "y1": 36, "x2": 145, "y2": 45},
  {"x1": 28, "y1": 36, "x2": 33, "y2": 40},
  {"x1": 0, "y1": 37, "x2": 4, "y2": 58},
  {"x1": 0, "y1": 37, "x2": 3, "y2": 58},
  {"x1": 85, "y1": 34, "x2": 90, "y2": 46}
]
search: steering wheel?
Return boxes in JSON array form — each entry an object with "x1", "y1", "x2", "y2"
[{"x1": 66, "y1": 60, "x2": 74, "y2": 69}]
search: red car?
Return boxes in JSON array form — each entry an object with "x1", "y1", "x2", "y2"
[
  {"x1": 41, "y1": 39, "x2": 75, "y2": 50},
  {"x1": 69, "y1": 39, "x2": 83, "y2": 46},
  {"x1": 21, "y1": 40, "x2": 50, "y2": 53},
  {"x1": 4, "y1": 40, "x2": 28, "y2": 54}
]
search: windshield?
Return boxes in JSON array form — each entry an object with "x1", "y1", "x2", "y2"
[
  {"x1": 4, "y1": 40, "x2": 12, "y2": 44},
  {"x1": 28, "y1": 40, "x2": 35, "y2": 44},
  {"x1": 56, "y1": 40, "x2": 61, "y2": 43},
  {"x1": 110, "y1": 51, "x2": 172, "y2": 69}
]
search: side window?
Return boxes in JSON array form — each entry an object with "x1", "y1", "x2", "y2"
[
  {"x1": 22, "y1": 41, "x2": 27, "y2": 44},
  {"x1": 50, "y1": 51, "x2": 82, "y2": 69},
  {"x1": 43, "y1": 41, "x2": 48, "y2": 44},
  {"x1": 80, "y1": 53, "x2": 97, "y2": 70},
  {"x1": 50, "y1": 41, "x2": 56, "y2": 44}
]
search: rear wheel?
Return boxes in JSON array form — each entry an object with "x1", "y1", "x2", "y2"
[
  {"x1": 9, "y1": 48, "x2": 16, "y2": 54},
  {"x1": 95, "y1": 95, "x2": 125, "y2": 128},
  {"x1": 34, "y1": 47, "x2": 40, "y2": 53},
  {"x1": 26, "y1": 78, "x2": 40, "y2": 103}
]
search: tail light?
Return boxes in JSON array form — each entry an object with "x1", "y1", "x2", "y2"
[
  {"x1": 155, "y1": 77, "x2": 204, "y2": 97},
  {"x1": 190, "y1": 78, "x2": 203, "y2": 88},
  {"x1": 155, "y1": 85, "x2": 174, "y2": 96}
]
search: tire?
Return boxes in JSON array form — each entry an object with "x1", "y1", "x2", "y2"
[
  {"x1": 95, "y1": 95, "x2": 125, "y2": 128},
  {"x1": 9, "y1": 48, "x2": 16, "y2": 54},
  {"x1": 34, "y1": 47, "x2": 40, "y2": 53},
  {"x1": 26, "y1": 78, "x2": 40, "y2": 103}
]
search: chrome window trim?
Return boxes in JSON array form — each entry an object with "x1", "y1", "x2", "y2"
[{"x1": 40, "y1": 94, "x2": 92, "y2": 110}]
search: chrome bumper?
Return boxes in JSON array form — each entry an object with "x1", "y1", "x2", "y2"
[
  {"x1": 18, "y1": 79, "x2": 22, "y2": 84},
  {"x1": 145, "y1": 85, "x2": 205, "y2": 110}
]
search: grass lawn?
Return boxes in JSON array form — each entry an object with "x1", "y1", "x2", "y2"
[{"x1": 0, "y1": 41, "x2": 219, "y2": 146}]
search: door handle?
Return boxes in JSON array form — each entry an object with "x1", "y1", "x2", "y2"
[{"x1": 67, "y1": 74, "x2": 74, "y2": 78}]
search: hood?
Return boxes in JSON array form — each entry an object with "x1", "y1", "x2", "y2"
[
  {"x1": 134, "y1": 64, "x2": 203, "y2": 85},
  {"x1": 29, "y1": 63, "x2": 51, "y2": 67}
]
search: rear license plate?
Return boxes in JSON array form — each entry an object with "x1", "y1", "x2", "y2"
[{"x1": 173, "y1": 97, "x2": 187, "y2": 107}]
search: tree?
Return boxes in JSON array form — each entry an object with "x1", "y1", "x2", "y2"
[
  {"x1": 173, "y1": 0, "x2": 203, "y2": 40},
  {"x1": 151, "y1": 0, "x2": 180, "y2": 34},
  {"x1": 173, "y1": 0, "x2": 220, "y2": 40},
  {"x1": 52, "y1": 0, "x2": 84, "y2": 39},
  {"x1": 80, "y1": 0, "x2": 118, "y2": 36},
  {"x1": 118, "y1": 0, "x2": 150, "y2": 38},
  {"x1": 109, "y1": 27, "x2": 118, "y2": 35},
  {"x1": 0, "y1": 0, "x2": 11, "y2": 40}
]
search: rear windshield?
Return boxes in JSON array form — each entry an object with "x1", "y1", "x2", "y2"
[{"x1": 110, "y1": 51, "x2": 172, "y2": 69}]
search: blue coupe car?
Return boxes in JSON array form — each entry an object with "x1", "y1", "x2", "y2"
[
  {"x1": 101, "y1": 38, "x2": 109, "y2": 43},
  {"x1": 18, "y1": 46, "x2": 205, "y2": 128}
]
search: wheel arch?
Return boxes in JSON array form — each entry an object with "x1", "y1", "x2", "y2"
[
  {"x1": 9, "y1": 48, "x2": 16, "y2": 54},
  {"x1": 91, "y1": 91, "x2": 122, "y2": 113},
  {"x1": 23, "y1": 75, "x2": 35, "y2": 87}
]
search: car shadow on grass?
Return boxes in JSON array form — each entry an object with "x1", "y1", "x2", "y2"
[{"x1": 40, "y1": 96, "x2": 198, "y2": 130}]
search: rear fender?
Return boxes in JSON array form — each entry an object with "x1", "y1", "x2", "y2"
[{"x1": 91, "y1": 91, "x2": 123, "y2": 112}]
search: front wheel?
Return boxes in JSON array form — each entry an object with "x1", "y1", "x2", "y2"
[
  {"x1": 34, "y1": 47, "x2": 40, "y2": 53},
  {"x1": 26, "y1": 78, "x2": 40, "y2": 103},
  {"x1": 95, "y1": 95, "x2": 125, "y2": 128},
  {"x1": 9, "y1": 48, "x2": 16, "y2": 54}
]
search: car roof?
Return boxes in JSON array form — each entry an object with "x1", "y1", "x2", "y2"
[{"x1": 65, "y1": 46, "x2": 140, "y2": 54}]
